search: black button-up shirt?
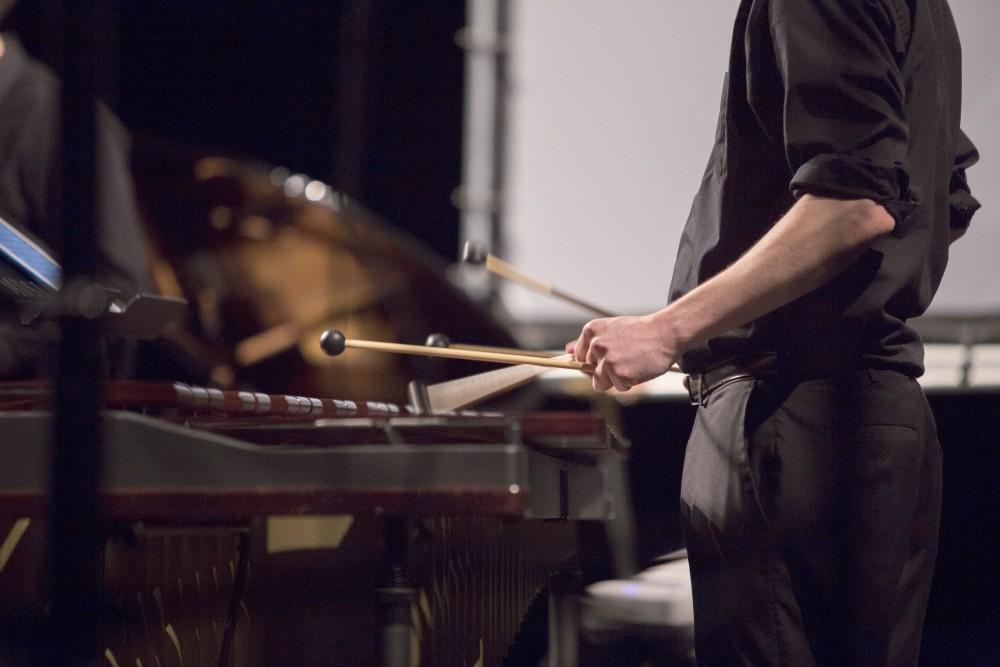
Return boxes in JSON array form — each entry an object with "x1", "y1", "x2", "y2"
[{"x1": 668, "y1": 0, "x2": 980, "y2": 376}]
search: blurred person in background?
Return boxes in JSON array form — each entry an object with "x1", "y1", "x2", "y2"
[{"x1": 0, "y1": 0, "x2": 153, "y2": 380}]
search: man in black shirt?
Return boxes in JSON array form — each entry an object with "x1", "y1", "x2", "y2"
[{"x1": 569, "y1": 1, "x2": 978, "y2": 664}]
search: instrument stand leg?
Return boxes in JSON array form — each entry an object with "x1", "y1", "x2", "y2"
[
  {"x1": 217, "y1": 530, "x2": 251, "y2": 667},
  {"x1": 599, "y1": 451, "x2": 639, "y2": 578},
  {"x1": 378, "y1": 516, "x2": 415, "y2": 667},
  {"x1": 547, "y1": 572, "x2": 581, "y2": 667}
]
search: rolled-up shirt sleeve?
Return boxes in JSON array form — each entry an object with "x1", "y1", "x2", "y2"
[
  {"x1": 949, "y1": 128, "x2": 980, "y2": 230},
  {"x1": 770, "y1": 0, "x2": 916, "y2": 224}
]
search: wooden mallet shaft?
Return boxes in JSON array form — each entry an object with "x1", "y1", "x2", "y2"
[
  {"x1": 463, "y1": 242, "x2": 617, "y2": 318},
  {"x1": 448, "y1": 343, "x2": 561, "y2": 358},
  {"x1": 424, "y1": 333, "x2": 561, "y2": 358}
]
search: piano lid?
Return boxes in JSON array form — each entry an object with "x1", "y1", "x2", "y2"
[{"x1": 131, "y1": 146, "x2": 517, "y2": 403}]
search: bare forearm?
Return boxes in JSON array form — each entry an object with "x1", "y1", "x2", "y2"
[
  {"x1": 570, "y1": 195, "x2": 896, "y2": 390},
  {"x1": 649, "y1": 194, "x2": 895, "y2": 352}
]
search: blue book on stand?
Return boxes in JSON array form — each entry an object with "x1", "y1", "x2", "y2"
[
  {"x1": 0, "y1": 214, "x2": 61, "y2": 297},
  {"x1": 0, "y1": 214, "x2": 186, "y2": 336}
]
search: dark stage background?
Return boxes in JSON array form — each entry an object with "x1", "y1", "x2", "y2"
[{"x1": 6, "y1": 0, "x2": 465, "y2": 261}]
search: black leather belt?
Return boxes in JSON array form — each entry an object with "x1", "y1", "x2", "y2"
[{"x1": 684, "y1": 353, "x2": 778, "y2": 406}]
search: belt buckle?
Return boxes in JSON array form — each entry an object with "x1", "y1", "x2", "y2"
[{"x1": 685, "y1": 373, "x2": 704, "y2": 406}]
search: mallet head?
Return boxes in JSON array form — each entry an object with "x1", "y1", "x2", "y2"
[{"x1": 319, "y1": 329, "x2": 347, "y2": 356}]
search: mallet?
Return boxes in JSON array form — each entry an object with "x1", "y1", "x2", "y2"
[
  {"x1": 320, "y1": 329, "x2": 595, "y2": 372},
  {"x1": 462, "y1": 242, "x2": 617, "y2": 318}
]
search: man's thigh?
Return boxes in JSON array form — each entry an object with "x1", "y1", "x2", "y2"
[{"x1": 681, "y1": 371, "x2": 941, "y2": 666}]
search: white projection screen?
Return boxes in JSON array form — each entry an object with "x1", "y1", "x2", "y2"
[{"x1": 502, "y1": 0, "x2": 999, "y2": 322}]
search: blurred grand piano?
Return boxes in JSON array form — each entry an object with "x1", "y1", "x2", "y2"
[{"x1": 131, "y1": 150, "x2": 521, "y2": 402}]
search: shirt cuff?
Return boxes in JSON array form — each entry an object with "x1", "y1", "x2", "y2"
[
  {"x1": 949, "y1": 190, "x2": 981, "y2": 230},
  {"x1": 789, "y1": 153, "x2": 918, "y2": 226}
]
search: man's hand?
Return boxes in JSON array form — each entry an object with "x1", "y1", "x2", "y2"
[{"x1": 566, "y1": 315, "x2": 680, "y2": 392}]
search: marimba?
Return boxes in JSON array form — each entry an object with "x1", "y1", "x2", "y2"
[{"x1": 0, "y1": 381, "x2": 631, "y2": 666}]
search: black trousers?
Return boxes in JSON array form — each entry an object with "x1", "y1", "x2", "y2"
[{"x1": 679, "y1": 369, "x2": 941, "y2": 666}]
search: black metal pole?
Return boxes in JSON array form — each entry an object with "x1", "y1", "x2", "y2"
[
  {"x1": 47, "y1": 0, "x2": 106, "y2": 663},
  {"x1": 378, "y1": 516, "x2": 415, "y2": 667},
  {"x1": 489, "y1": 0, "x2": 510, "y2": 262},
  {"x1": 217, "y1": 530, "x2": 251, "y2": 667}
]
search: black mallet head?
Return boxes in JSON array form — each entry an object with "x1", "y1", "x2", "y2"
[
  {"x1": 461, "y1": 241, "x2": 488, "y2": 265},
  {"x1": 319, "y1": 329, "x2": 346, "y2": 356}
]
